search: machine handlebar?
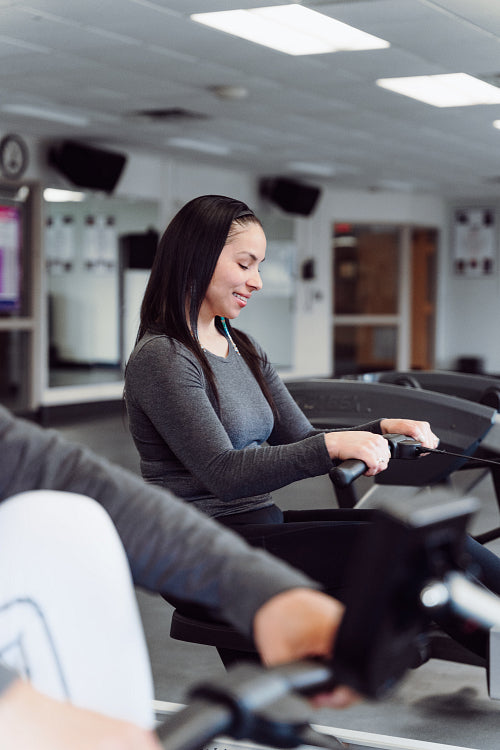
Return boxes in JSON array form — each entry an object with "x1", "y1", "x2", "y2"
[{"x1": 329, "y1": 433, "x2": 422, "y2": 488}]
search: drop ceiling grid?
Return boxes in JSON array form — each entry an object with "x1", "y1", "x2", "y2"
[{"x1": 1, "y1": 0, "x2": 500, "y2": 196}]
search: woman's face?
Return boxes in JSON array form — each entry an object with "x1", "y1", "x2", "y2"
[{"x1": 201, "y1": 221, "x2": 266, "y2": 321}]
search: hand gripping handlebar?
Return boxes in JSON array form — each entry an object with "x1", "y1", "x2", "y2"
[{"x1": 329, "y1": 433, "x2": 422, "y2": 488}]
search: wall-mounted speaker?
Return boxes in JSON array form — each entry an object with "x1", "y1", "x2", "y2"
[
  {"x1": 259, "y1": 177, "x2": 321, "y2": 216},
  {"x1": 48, "y1": 140, "x2": 127, "y2": 193},
  {"x1": 120, "y1": 229, "x2": 159, "y2": 270}
]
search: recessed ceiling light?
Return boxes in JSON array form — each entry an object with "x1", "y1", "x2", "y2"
[
  {"x1": 288, "y1": 161, "x2": 337, "y2": 177},
  {"x1": 166, "y1": 137, "x2": 230, "y2": 156},
  {"x1": 211, "y1": 85, "x2": 249, "y2": 100},
  {"x1": 191, "y1": 5, "x2": 389, "y2": 56},
  {"x1": 1, "y1": 103, "x2": 89, "y2": 126},
  {"x1": 493, "y1": 120, "x2": 500, "y2": 130},
  {"x1": 376, "y1": 73, "x2": 500, "y2": 107},
  {"x1": 43, "y1": 188, "x2": 86, "y2": 202}
]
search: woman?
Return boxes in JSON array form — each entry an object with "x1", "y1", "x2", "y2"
[{"x1": 124, "y1": 194, "x2": 496, "y2": 605}]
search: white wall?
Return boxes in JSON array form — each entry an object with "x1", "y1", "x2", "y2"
[
  {"x1": 7, "y1": 132, "x2": 500, "y2": 405},
  {"x1": 114, "y1": 148, "x2": 257, "y2": 226},
  {"x1": 118, "y1": 160, "x2": 500, "y2": 376}
]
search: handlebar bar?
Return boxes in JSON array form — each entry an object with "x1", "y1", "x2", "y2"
[
  {"x1": 329, "y1": 433, "x2": 423, "y2": 488},
  {"x1": 156, "y1": 660, "x2": 343, "y2": 750}
]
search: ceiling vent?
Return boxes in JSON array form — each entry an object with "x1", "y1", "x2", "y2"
[{"x1": 128, "y1": 108, "x2": 209, "y2": 121}]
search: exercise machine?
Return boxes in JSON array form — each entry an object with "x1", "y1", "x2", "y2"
[
  {"x1": 170, "y1": 436, "x2": 492, "y2": 672},
  {"x1": 163, "y1": 493, "x2": 500, "y2": 750},
  {"x1": 285, "y1": 378, "x2": 500, "y2": 543},
  {"x1": 344, "y1": 369, "x2": 500, "y2": 410}
]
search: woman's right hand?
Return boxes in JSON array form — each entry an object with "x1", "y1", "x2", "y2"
[{"x1": 324, "y1": 431, "x2": 391, "y2": 476}]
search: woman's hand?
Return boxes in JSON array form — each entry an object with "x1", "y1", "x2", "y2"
[
  {"x1": 324, "y1": 431, "x2": 392, "y2": 476},
  {"x1": 253, "y1": 588, "x2": 360, "y2": 709},
  {"x1": 323, "y1": 420, "x2": 439, "y2": 476},
  {"x1": 379, "y1": 419, "x2": 439, "y2": 451}
]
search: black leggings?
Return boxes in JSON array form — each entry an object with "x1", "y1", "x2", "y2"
[
  {"x1": 166, "y1": 506, "x2": 377, "y2": 620},
  {"x1": 219, "y1": 504, "x2": 500, "y2": 596},
  {"x1": 218, "y1": 505, "x2": 380, "y2": 603},
  {"x1": 218, "y1": 504, "x2": 500, "y2": 657},
  {"x1": 169, "y1": 504, "x2": 500, "y2": 658}
]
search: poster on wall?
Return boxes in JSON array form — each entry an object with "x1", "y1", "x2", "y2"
[
  {"x1": 453, "y1": 207, "x2": 496, "y2": 276},
  {"x1": 45, "y1": 215, "x2": 76, "y2": 274},
  {"x1": 0, "y1": 204, "x2": 21, "y2": 312},
  {"x1": 83, "y1": 215, "x2": 117, "y2": 273}
]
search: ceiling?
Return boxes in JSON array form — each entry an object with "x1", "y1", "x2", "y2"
[{"x1": 1, "y1": 0, "x2": 500, "y2": 197}]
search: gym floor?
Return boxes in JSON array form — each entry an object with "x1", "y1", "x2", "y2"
[{"x1": 53, "y1": 409, "x2": 500, "y2": 750}]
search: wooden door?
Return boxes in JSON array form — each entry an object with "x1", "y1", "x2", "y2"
[{"x1": 411, "y1": 229, "x2": 437, "y2": 370}]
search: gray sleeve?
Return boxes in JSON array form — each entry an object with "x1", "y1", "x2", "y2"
[
  {"x1": 126, "y1": 338, "x2": 336, "y2": 501},
  {"x1": 260, "y1": 357, "x2": 384, "y2": 444},
  {"x1": 0, "y1": 664, "x2": 17, "y2": 696},
  {"x1": 0, "y1": 406, "x2": 317, "y2": 636}
]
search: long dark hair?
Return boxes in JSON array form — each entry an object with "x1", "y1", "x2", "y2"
[{"x1": 136, "y1": 194, "x2": 276, "y2": 414}]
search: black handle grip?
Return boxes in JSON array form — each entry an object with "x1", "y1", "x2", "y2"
[
  {"x1": 329, "y1": 434, "x2": 422, "y2": 488},
  {"x1": 155, "y1": 659, "x2": 337, "y2": 750},
  {"x1": 329, "y1": 459, "x2": 367, "y2": 488}
]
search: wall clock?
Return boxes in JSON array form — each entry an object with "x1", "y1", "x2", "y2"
[{"x1": 0, "y1": 134, "x2": 29, "y2": 180}]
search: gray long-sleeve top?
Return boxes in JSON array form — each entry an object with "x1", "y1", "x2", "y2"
[
  {"x1": 125, "y1": 332, "x2": 383, "y2": 517},
  {"x1": 0, "y1": 404, "x2": 318, "y2": 694}
]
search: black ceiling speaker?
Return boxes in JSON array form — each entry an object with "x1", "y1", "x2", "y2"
[
  {"x1": 120, "y1": 229, "x2": 159, "y2": 270},
  {"x1": 259, "y1": 177, "x2": 321, "y2": 216},
  {"x1": 48, "y1": 140, "x2": 127, "y2": 193}
]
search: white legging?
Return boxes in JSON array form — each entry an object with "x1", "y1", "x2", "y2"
[{"x1": 0, "y1": 490, "x2": 155, "y2": 728}]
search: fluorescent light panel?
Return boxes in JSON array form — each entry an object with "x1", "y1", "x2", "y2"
[
  {"x1": 43, "y1": 188, "x2": 86, "y2": 202},
  {"x1": 288, "y1": 161, "x2": 336, "y2": 177},
  {"x1": 191, "y1": 5, "x2": 389, "y2": 56},
  {"x1": 376, "y1": 73, "x2": 500, "y2": 107},
  {"x1": 2, "y1": 103, "x2": 89, "y2": 126},
  {"x1": 167, "y1": 137, "x2": 230, "y2": 155}
]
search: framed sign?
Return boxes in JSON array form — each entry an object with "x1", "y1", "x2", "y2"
[{"x1": 453, "y1": 207, "x2": 496, "y2": 276}]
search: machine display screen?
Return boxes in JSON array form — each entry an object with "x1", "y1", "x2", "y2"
[{"x1": 0, "y1": 204, "x2": 22, "y2": 313}]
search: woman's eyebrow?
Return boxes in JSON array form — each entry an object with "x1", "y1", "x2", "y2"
[{"x1": 239, "y1": 252, "x2": 265, "y2": 263}]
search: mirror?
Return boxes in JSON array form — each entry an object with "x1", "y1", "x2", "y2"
[
  {"x1": 44, "y1": 197, "x2": 297, "y2": 393},
  {"x1": 44, "y1": 191, "x2": 160, "y2": 389}
]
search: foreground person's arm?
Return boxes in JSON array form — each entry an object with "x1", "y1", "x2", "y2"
[
  {"x1": 0, "y1": 406, "x2": 357, "y2": 741},
  {"x1": 0, "y1": 587, "x2": 356, "y2": 750},
  {"x1": 0, "y1": 405, "x2": 320, "y2": 633},
  {"x1": 0, "y1": 679, "x2": 161, "y2": 750},
  {"x1": 254, "y1": 587, "x2": 359, "y2": 709}
]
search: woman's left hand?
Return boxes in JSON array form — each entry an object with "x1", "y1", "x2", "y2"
[{"x1": 379, "y1": 418, "x2": 439, "y2": 450}]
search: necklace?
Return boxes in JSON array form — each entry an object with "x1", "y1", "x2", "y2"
[
  {"x1": 220, "y1": 317, "x2": 241, "y2": 356},
  {"x1": 196, "y1": 317, "x2": 240, "y2": 356}
]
